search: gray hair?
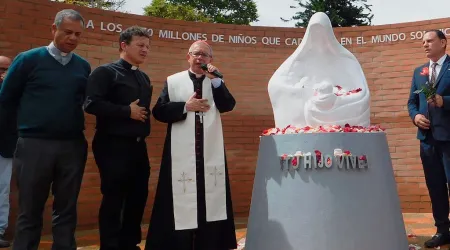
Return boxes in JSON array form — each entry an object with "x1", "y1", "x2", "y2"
[
  {"x1": 54, "y1": 9, "x2": 85, "y2": 28},
  {"x1": 189, "y1": 41, "x2": 213, "y2": 57}
]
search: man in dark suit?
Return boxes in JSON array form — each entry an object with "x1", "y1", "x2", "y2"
[
  {"x1": 0, "y1": 55, "x2": 14, "y2": 248},
  {"x1": 407, "y1": 29, "x2": 450, "y2": 248}
]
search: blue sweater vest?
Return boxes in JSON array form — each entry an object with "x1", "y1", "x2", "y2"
[{"x1": 0, "y1": 46, "x2": 91, "y2": 139}]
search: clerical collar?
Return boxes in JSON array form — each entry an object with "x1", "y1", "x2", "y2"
[
  {"x1": 48, "y1": 42, "x2": 71, "y2": 57},
  {"x1": 188, "y1": 69, "x2": 204, "y2": 79},
  {"x1": 118, "y1": 58, "x2": 138, "y2": 70}
]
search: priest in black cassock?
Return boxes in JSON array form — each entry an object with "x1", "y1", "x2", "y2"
[
  {"x1": 84, "y1": 26, "x2": 152, "y2": 250},
  {"x1": 145, "y1": 40, "x2": 237, "y2": 250}
]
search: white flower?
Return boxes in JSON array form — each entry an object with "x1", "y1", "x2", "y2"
[
  {"x1": 334, "y1": 148, "x2": 343, "y2": 156},
  {"x1": 294, "y1": 151, "x2": 303, "y2": 157}
]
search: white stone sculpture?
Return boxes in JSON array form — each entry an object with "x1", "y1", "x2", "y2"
[{"x1": 268, "y1": 12, "x2": 370, "y2": 128}]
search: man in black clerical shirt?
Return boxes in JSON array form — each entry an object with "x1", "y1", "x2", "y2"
[{"x1": 83, "y1": 26, "x2": 152, "y2": 250}]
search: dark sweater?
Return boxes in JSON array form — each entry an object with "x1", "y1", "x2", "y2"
[
  {"x1": 0, "y1": 46, "x2": 91, "y2": 139},
  {"x1": 0, "y1": 78, "x2": 17, "y2": 158}
]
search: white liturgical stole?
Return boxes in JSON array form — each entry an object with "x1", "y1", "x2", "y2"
[{"x1": 167, "y1": 70, "x2": 227, "y2": 230}]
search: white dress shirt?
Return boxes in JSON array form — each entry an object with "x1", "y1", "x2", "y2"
[{"x1": 429, "y1": 54, "x2": 447, "y2": 82}]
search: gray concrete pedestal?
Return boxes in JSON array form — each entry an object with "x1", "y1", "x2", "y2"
[{"x1": 245, "y1": 133, "x2": 408, "y2": 250}]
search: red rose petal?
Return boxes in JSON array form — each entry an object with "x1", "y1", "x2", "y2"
[
  {"x1": 261, "y1": 124, "x2": 385, "y2": 136},
  {"x1": 292, "y1": 157, "x2": 298, "y2": 166}
]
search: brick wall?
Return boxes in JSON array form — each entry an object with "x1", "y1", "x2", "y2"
[{"x1": 1, "y1": 0, "x2": 450, "y2": 235}]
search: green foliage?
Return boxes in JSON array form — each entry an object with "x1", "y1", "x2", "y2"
[
  {"x1": 144, "y1": 0, "x2": 258, "y2": 25},
  {"x1": 282, "y1": 0, "x2": 373, "y2": 28},
  {"x1": 144, "y1": 0, "x2": 210, "y2": 22},
  {"x1": 50, "y1": 0, "x2": 125, "y2": 10},
  {"x1": 414, "y1": 81, "x2": 437, "y2": 100}
]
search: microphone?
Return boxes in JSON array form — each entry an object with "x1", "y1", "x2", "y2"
[{"x1": 201, "y1": 64, "x2": 223, "y2": 79}]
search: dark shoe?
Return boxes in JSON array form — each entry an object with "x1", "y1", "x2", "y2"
[
  {"x1": 0, "y1": 234, "x2": 10, "y2": 248},
  {"x1": 119, "y1": 245, "x2": 140, "y2": 250},
  {"x1": 424, "y1": 232, "x2": 450, "y2": 248}
]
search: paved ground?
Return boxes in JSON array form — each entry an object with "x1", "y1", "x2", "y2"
[{"x1": 2, "y1": 213, "x2": 445, "y2": 249}]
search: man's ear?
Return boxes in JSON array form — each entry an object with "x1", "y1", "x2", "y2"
[
  {"x1": 120, "y1": 42, "x2": 127, "y2": 52},
  {"x1": 51, "y1": 23, "x2": 57, "y2": 36}
]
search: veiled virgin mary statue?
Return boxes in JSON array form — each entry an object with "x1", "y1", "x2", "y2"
[{"x1": 268, "y1": 12, "x2": 370, "y2": 128}]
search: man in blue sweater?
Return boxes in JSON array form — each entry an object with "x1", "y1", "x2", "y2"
[{"x1": 0, "y1": 9, "x2": 91, "y2": 250}]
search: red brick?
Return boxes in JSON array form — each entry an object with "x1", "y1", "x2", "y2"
[{"x1": 3, "y1": 0, "x2": 450, "y2": 236}]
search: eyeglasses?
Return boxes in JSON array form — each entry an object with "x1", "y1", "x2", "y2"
[{"x1": 189, "y1": 52, "x2": 211, "y2": 58}]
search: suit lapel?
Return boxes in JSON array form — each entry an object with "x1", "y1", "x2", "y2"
[{"x1": 435, "y1": 54, "x2": 450, "y2": 87}]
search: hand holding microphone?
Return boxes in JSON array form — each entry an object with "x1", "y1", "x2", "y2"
[{"x1": 201, "y1": 64, "x2": 223, "y2": 79}]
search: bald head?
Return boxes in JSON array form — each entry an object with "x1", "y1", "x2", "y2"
[
  {"x1": 0, "y1": 56, "x2": 11, "y2": 74},
  {"x1": 188, "y1": 40, "x2": 213, "y2": 57},
  {"x1": 0, "y1": 56, "x2": 11, "y2": 65},
  {"x1": 0, "y1": 56, "x2": 11, "y2": 79}
]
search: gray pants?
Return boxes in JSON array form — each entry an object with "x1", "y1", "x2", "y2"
[
  {"x1": 0, "y1": 155, "x2": 12, "y2": 235},
  {"x1": 12, "y1": 137, "x2": 87, "y2": 250}
]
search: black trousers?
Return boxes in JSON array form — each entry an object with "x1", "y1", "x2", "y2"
[
  {"x1": 92, "y1": 133, "x2": 150, "y2": 250},
  {"x1": 420, "y1": 135, "x2": 450, "y2": 233},
  {"x1": 12, "y1": 137, "x2": 87, "y2": 250},
  {"x1": 171, "y1": 230, "x2": 231, "y2": 250}
]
